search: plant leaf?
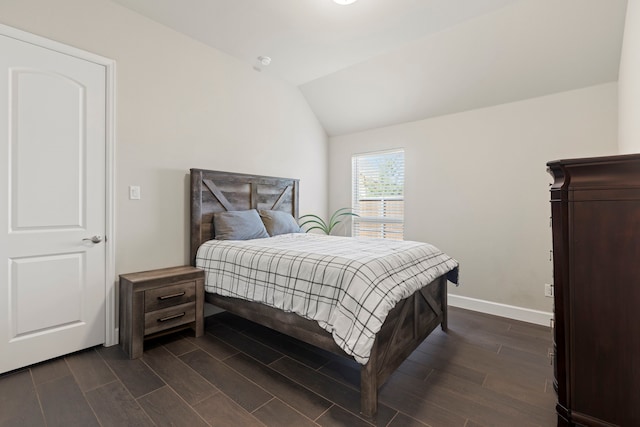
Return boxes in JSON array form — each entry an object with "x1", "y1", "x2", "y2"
[
  {"x1": 299, "y1": 208, "x2": 359, "y2": 235},
  {"x1": 304, "y1": 225, "x2": 329, "y2": 234},
  {"x1": 328, "y1": 212, "x2": 359, "y2": 229},
  {"x1": 299, "y1": 218, "x2": 327, "y2": 228}
]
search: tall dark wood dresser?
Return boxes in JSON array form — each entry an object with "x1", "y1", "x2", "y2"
[{"x1": 547, "y1": 154, "x2": 640, "y2": 426}]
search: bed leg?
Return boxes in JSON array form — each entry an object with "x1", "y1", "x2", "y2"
[
  {"x1": 360, "y1": 344, "x2": 378, "y2": 419},
  {"x1": 441, "y1": 277, "x2": 448, "y2": 332}
]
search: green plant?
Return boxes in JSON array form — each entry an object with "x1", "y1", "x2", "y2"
[{"x1": 299, "y1": 208, "x2": 359, "y2": 235}]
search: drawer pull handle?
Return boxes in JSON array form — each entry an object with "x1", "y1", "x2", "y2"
[
  {"x1": 158, "y1": 312, "x2": 186, "y2": 322},
  {"x1": 158, "y1": 291, "x2": 186, "y2": 300}
]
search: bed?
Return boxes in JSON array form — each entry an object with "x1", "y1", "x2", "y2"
[{"x1": 190, "y1": 168, "x2": 458, "y2": 418}]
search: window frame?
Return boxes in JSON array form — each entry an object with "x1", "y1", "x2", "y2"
[{"x1": 351, "y1": 149, "x2": 405, "y2": 240}]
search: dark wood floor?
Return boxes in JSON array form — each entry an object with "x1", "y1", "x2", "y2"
[{"x1": 0, "y1": 307, "x2": 556, "y2": 427}]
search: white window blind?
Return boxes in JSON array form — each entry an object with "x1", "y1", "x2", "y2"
[{"x1": 352, "y1": 149, "x2": 404, "y2": 240}]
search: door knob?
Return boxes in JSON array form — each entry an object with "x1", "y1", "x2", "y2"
[{"x1": 82, "y1": 235, "x2": 103, "y2": 244}]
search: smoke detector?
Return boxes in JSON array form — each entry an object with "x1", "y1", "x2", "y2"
[
  {"x1": 253, "y1": 56, "x2": 272, "y2": 72},
  {"x1": 258, "y1": 56, "x2": 271, "y2": 66}
]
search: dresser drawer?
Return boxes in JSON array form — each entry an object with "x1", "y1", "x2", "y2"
[
  {"x1": 145, "y1": 281, "x2": 196, "y2": 312},
  {"x1": 144, "y1": 302, "x2": 196, "y2": 335}
]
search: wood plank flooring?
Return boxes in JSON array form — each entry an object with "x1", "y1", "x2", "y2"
[{"x1": 0, "y1": 307, "x2": 556, "y2": 427}]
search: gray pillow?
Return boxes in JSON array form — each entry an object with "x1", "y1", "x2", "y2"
[
  {"x1": 214, "y1": 209, "x2": 269, "y2": 240},
  {"x1": 259, "y1": 209, "x2": 302, "y2": 236}
]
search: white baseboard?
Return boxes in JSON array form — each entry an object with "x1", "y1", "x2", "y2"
[{"x1": 448, "y1": 294, "x2": 553, "y2": 327}]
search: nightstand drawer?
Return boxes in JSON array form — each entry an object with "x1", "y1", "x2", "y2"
[
  {"x1": 145, "y1": 281, "x2": 196, "y2": 312},
  {"x1": 144, "y1": 302, "x2": 196, "y2": 335}
]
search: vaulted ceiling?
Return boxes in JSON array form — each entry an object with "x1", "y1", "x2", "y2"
[{"x1": 112, "y1": 0, "x2": 628, "y2": 136}]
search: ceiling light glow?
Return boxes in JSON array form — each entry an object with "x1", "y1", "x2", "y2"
[{"x1": 333, "y1": 0, "x2": 358, "y2": 5}]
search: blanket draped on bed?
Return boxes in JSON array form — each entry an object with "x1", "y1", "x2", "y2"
[{"x1": 196, "y1": 233, "x2": 459, "y2": 364}]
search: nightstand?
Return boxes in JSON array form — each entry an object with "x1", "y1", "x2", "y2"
[{"x1": 119, "y1": 266, "x2": 205, "y2": 359}]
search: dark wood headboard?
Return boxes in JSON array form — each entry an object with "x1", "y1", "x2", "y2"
[{"x1": 190, "y1": 169, "x2": 300, "y2": 265}]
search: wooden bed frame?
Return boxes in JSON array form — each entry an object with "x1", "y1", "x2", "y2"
[{"x1": 190, "y1": 168, "x2": 449, "y2": 418}]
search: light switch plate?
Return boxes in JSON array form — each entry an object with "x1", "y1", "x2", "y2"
[{"x1": 129, "y1": 185, "x2": 141, "y2": 200}]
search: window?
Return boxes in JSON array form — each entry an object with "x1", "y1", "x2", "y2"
[{"x1": 352, "y1": 149, "x2": 404, "y2": 240}]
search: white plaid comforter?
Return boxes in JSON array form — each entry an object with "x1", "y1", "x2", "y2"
[{"x1": 196, "y1": 233, "x2": 459, "y2": 364}]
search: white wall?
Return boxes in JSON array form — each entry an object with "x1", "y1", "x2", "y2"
[
  {"x1": 619, "y1": 0, "x2": 640, "y2": 153},
  {"x1": 0, "y1": 0, "x2": 328, "y2": 275},
  {"x1": 330, "y1": 83, "x2": 618, "y2": 313}
]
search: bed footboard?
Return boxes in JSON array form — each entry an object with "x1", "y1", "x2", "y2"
[
  {"x1": 206, "y1": 274, "x2": 448, "y2": 419},
  {"x1": 360, "y1": 274, "x2": 447, "y2": 418}
]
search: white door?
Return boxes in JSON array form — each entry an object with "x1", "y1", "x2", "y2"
[{"x1": 0, "y1": 33, "x2": 107, "y2": 374}]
